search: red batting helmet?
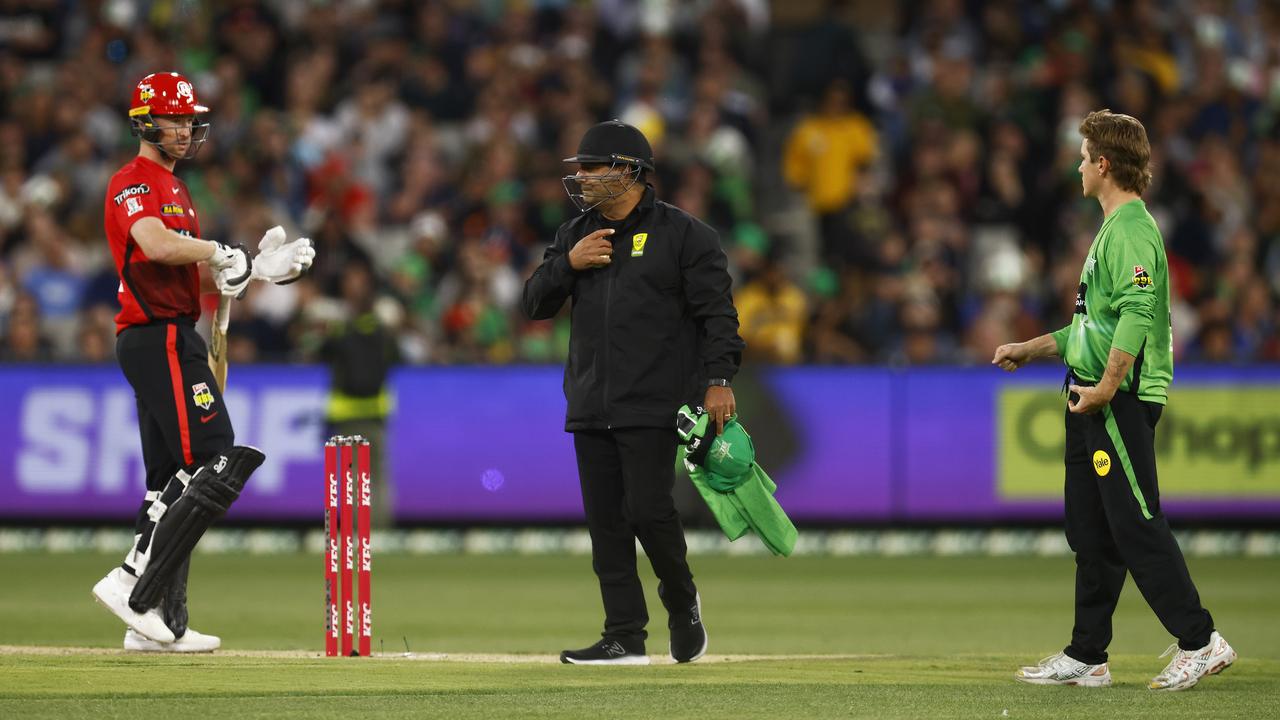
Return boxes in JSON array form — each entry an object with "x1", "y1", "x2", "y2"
[{"x1": 128, "y1": 72, "x2": 210, "y2": 160}]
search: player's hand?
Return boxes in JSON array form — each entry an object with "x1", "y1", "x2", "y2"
[
  {"x1": 252, "y1": 226, "x2": 315, "y2": 284},
  {"x1": 208, "y1": 241, "x2": 249, "y2": 273},
  {"x1": 258, "y1": 225, "x2": 287, "y2": 254},
  {"x1": 991, "y1": 342, "x2": 1031, "y2": 372},
  {"x1": 1068, "y1": 384, "x2": 1113, "y2": 415},
  {"x1": 703, "y1": 385, "x2": 736, "y2": 436},
  {"x1": 209, "y1": 242, "x2": 252, "y2": 297},
  {"x1": 568, "y1": 229, "x2": 615, "y2": 271}
]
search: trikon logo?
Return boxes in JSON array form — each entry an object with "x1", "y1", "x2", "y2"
[{"x1": 113, "y1": 183, "x2": 150, "y2": 206}]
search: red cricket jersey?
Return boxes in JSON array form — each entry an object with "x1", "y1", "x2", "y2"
[{"x1": 105, "y1": 155, "x2": 203, "y2": 333}]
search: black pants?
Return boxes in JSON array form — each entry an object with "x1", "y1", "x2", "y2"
[
  {"x1": 573, "y1": 427, "x2": 697, "y2": 642},
  {"x1": 117, "y1": 320, "x2": 235, "y2": 532},
  {"x1": 1063, "y1": 390, "x2": 1214, "y2": 664}
]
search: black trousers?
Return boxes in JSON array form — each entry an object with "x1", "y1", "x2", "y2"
[
  {"x1": 117, "y1": 320, "x2": 235, "y2": 532},
  {"x1": 573, "y1": 427, "x2": 697, "y2": 642},
  {"x1": 1063, "y1": 390, "x2": 1214, "y2": 664}
]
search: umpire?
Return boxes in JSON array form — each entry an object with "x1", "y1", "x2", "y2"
[{"x1": 524, "y1": 120, "x2": 744, "y2": 665}]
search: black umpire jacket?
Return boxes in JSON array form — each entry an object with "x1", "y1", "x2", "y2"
[{"x1": 523, "y1": 185, "x2": 744, "y2": 431}]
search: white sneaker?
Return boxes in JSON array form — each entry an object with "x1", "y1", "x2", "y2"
[
  {"x1": 91, "y1": 568, "x2": 175, "y2": 644},
  {"x1": 124, "y1": 627, "x2": 220, "y2": 653},
  {"x1": 1149, "y1": 631, "x2": 1237, "y2": 691},
  {"x1": 1016, "y1": 652, "x2": 1112, "y2": 687}
]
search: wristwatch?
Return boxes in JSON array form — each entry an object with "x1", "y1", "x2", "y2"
[{"x1": 707, "y1": 378, "x2": 730, "y2": 387}]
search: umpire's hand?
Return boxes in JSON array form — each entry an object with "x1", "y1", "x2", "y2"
[
  {"x1": 569, "y1": 229, "x2": 615, "y2": 270},
  {"x1": 703, "y1": 386, "x2": 736, "y2": 435}
]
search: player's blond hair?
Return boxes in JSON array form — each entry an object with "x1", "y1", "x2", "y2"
[{"x1": 1079, "y1": 110, "x2": 1152, "y2": 195}]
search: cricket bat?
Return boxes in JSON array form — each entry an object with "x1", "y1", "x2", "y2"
[{"x1": 207, "y1": 296, "x2": 230, "y2": 392}]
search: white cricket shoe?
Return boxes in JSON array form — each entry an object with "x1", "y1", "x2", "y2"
[
  {"x1": 1015, "y1": 652, "x2": 1112, "y2": 687},
  {"x1": 1149, "y1": 631, "x2": 1237, "y2": 691},
  {"x1": 124, "y1": 627, "x2": 220, "y2": 653},
  {"x1": 91, "y1": 567, "x2": 175, "y2": 644}
]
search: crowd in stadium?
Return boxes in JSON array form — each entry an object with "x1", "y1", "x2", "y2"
[{"x1": 1, "y1": 0, "x2": 1277, "y2": 366}]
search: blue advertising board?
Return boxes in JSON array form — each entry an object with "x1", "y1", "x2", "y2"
[{"x1": 2, "y1": 365, "x2": 1277, "y2": 522}]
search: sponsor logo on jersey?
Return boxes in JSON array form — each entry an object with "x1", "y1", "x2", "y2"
[
  {"x1": 126, "y1": 197, "x2": 143, "y2": 216},
  {"x1": 161, "y1": 203, "x2": 184, "y2": 216},
  {"x1": 1133, "y1": 265, "x2": 1152, "y2": 288},
  {"x1": 113, "y1": 183, "x2": 150, "y2": 205},
  {"x1": 1074, "y1": 282, "x2": 1088, "y2": 314},
  {"x1": 1085, "y1": 255, "x2": 1096, "y2": 275},
  {"x1": 1093, "y1": 450, "x2": 1111, "y2": 476},
  {"x1": 192, "y1": 382, "x2": 215, "y2": 410},
  {"x1": 631, "y1": 232, "x2": 648, "y2": 257}
]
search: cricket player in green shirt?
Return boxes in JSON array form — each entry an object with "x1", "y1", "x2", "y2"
[{"x1": 993, "y1": 110, "x2": 1235, "y2": 692}]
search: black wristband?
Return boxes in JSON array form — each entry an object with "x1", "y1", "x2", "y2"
[{"x1": 707, "y1": 378, "x2": 730, "y2": 387}]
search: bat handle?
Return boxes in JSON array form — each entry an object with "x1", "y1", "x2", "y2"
[{"x1": 215, "y1": 296, "x2": 231, "y2": 333}]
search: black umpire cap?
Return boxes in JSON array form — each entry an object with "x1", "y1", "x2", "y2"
[{"x1": 563, "y1": 120, "x2": 655, "y2": 172}]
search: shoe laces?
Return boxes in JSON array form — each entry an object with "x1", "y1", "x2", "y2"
[
  {"x1": 1036, "y1": 652, "x2": 1067, "y2": 668},
  {"x1": 1157, "y1": 643, "x2": 1196, "y2": 676}
]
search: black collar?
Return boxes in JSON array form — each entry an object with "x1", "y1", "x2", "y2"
[{"x1": 637, "y1": 183, "x2": 656, "y2": 211}]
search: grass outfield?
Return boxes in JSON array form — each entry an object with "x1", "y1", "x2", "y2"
[{"x1": 0, "y1": 552, "x2": 1276, "y2": 718}]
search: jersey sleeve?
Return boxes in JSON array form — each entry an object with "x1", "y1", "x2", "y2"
[
  {"x1": 521, "y1": 224, "x2": 579, "y2": 320},
  {"x1": 1050, "y1": 324, "x2": 1071, "y2": 357},
  {"x1": 1105, "y1": 224, "x2": 1161, "y2": 356},
  {"x1": 679, "y1": 217, "x2": 745, "y2": 380},
  {"x1": 107, "y1": 178, "x2": 163, "y2": 242}
]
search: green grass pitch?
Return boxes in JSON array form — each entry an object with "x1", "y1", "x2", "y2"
[{"x1": 1, "y1": 552, "x2": 1276, "y2": 718}]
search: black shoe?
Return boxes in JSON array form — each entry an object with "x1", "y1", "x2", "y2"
[
  {"x1": 669, "y1": 592, "x2": 707, "y2": 663},
  {"x1": 560, "y1": 637, "x2": 650, "y2": 665}
]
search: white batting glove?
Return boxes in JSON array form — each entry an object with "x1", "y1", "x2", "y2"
[
  {"x1": 209, "y1": 243, "x2": 252, "y2": 297},
  {"x1": 257, "y1": 225, "x2": 287, "y2": 254},
  {"x1": 252, "y1": 226, "x2": 315, "y2": 284}
]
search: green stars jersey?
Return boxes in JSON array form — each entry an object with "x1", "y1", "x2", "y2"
[{"x1": 1051, "y1": 199, "x2": 1173, "y2": 404}]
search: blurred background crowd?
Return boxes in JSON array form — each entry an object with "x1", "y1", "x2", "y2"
[{"x1": 1, "y1": 0, "x2": 1278, "y2": 367}]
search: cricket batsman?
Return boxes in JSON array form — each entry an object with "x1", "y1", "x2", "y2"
[{"x1": 91, "y1": 72, "x2": 314, "y2": 652}]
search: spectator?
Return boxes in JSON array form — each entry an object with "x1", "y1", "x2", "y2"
[
  {"x1": 736, "y1": 253, "x2": 808, "y2": 365},
  {"x1": 783, "y1": 78, "x2": 878, "y2": 267},
  {"x1": 0, "y1": 2, "x2": 1272, "y2": 368}
]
